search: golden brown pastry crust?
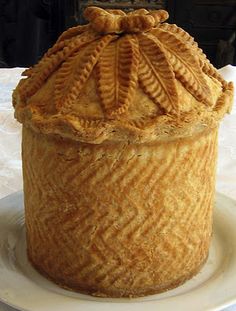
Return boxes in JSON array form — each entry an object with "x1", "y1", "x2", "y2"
[
  {"x1": 83, "y1": 7, "x2": 169, "y2": 34},
  {"x1": 23, "y1": 126, "x2": 217, "y2": 297},
  {"x1": 14, "y1": 6, "x2": 234, "y2": 298},
  {"x1": 13, "y1": 8, "x2": 233, "y2": 144},
  {"x1": 28, "y1": 251, "x2": 208, "y2": 297}
]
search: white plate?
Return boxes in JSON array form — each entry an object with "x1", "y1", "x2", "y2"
[{"x1": 0, "y1": 191, "x2": 236, "y2": 311}]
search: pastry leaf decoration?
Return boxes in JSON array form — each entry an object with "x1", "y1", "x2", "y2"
[
  {"x1": 160, "y1": 23, "x2": 198, "y2": 50},
  {"x1": 44, "y1": 26, "x2": 92, "y2": 59},
  {"x1": 55, "y1": 35, "x2": 115, "y2": 111},
  {"x1": 96, "y1": 35, "x2": 139, "y2": 118},
  {"x1": 19, "y1": 31, "x2": 100, "y2": 100},
  {"x1": 159, "y1": 23, "x2": 226, "y2": 86},
  {"x1": 138, "y1": 33, "x2": 179, "y2": 113},
  {"x1": 150, "y1": 28, "x2": 212, "y2": 106},
  {"x1": 56, "y1": 25, "x2": 90, "y2": 43},
  {"x1": 16, "y1": 7, "x2": 225, "y2": 124},
  {"x1": 202, "y1": 61, "x2": 227, "y2": 88}
]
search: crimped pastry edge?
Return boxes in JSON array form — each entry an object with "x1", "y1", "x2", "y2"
[{"x1": 14, "y1": 81, "x2": 233, "y2": 144}]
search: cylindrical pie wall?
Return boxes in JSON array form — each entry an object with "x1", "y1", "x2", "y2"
[{"x1": 22, "y1": 125, "x2": 218, "y2": 297}]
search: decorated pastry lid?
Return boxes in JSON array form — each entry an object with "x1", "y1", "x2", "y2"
[{"x1": 13, "y1": 7, "x2": 234, "y2": 143}]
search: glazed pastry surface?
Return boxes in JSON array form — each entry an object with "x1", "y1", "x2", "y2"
[
  {"x1": 13, "y1": 7, "x2": 233, "y2": 144},
  {"x1": 13, "y1": 6, "x2": 234, "y2": 298}
]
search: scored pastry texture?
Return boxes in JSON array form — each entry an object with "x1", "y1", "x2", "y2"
[
  {"x1": 23, "y1": 126, "x2": 217, "y2": 297},
  {"x1": 150, "y1": 28, "x2": 212, "y2": 106},
  {"x1": 13, "y1": 7, "x2": 233, "y2": 143},
  {"x1": 19, "y1": 30, "x2": 101, "y2": 100},
  {"x1": 97, "y1": 35, "x2": 139, "y2": 117},
  {"x1": 159, "y1": 23, "x2": 227, "y2": 87},
  {"x1": 13, "y1": 6, "x2": 234, "y2": 298},
  {"x1": 138, "y1": 33, "x2": 178, "y2": 113},
  {"x1": 54, "y1": 35, "x2": 115, "y2": 111}
]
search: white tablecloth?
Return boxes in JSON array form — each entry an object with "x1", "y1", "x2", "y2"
[{"x1": 0, "y1": 66, "x2": 236, "y2": 311}]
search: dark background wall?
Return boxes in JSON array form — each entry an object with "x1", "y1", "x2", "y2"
[{"x1": 0, "y1": 0, "x2": 236, "y2": 68}]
